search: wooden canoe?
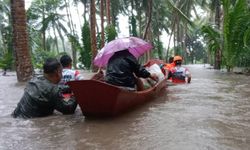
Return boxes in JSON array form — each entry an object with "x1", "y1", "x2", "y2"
[{"x1": 67, "y1": 77, "x2": 167, "y2": 117}]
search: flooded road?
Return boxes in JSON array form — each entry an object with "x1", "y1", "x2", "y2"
[{"x1": 0, "y1": 65, "x2": 250, "y2": 150}]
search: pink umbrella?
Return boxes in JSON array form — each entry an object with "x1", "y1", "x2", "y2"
[{"x1": 94, "y1": 37, "x2": 153, "y2": 67}]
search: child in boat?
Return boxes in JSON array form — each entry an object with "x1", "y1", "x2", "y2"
[
  {"x1": 60, "y1": 54, "x2": 84, "y2": 83},
  {"x1": 59, "y1": 54, "x2": 84, "y2": 94},
  {"x1": 12, "y1": 58, "x2": 77, "y2": 119},
  {"x1": 170, "y1": 55, "x2": 191, "y2": 83},
  {"x1": 105, "y1": 49, "x2": 159, "y2": 91}
]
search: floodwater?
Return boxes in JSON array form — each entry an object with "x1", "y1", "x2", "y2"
[{"x1": 0, "y1": 65, "x2": 250, "y2": 150}]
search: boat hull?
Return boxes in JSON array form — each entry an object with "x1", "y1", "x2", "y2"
[{"x1": 68, "y1": 78, "x2": 167, "y2": 117}]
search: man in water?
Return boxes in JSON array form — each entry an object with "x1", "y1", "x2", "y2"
[
  {"x1": 170, "y1": 55, "x2": 191, "y2": 83},
  {"x1": 12, "y1": 58, "x2": 77, "y2": 119}
]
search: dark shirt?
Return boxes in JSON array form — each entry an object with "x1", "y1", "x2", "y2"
[
  {"x1": 105, "y1": 50, "x2": 151, "y2": 88},
  {"x1": 12, "y1": 76, "x2": 77, "y2": 119}
]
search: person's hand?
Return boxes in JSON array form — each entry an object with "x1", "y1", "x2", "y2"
[
  {"x1": 150, "y1": 73, "x2": 159, "y2": 82},
  {"x1": 186, "y1": 76, "x2": 191, "y2": 83},
  {"x1": 91, "y1": 69, "x2": 104, "y2": 80}
]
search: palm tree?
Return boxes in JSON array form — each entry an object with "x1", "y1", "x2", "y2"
[
  {"x1": 27, "y1": 0, "x2": 68, "y2": 53},
  {"x1": 10, "y1": 0, "x2": 33, "y2": 82},
  {"x1": 90, "y1": 0, "x2": 98, "y2": 71},
  {"x1": 100, "y1": 0, "x2": 105, "y2": 48},
  {"x1": 201, "y1": 0, "x2": 222, "y2": 69},
  {"x1": 214, "y1": 0, "x2": 222, "y2": 69},
  {"x1": 106, "y1": 0, "x2": 111, "y2": 25},
  {"x1": 222, "y1": 0, "x2": 250, "y2": 71},
  {"x1": 143, "y1": 0, "x2": 152, "y2": 41}
]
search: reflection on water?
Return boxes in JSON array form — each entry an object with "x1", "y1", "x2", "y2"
[{"x1": 0, "y1": 65, "x2": 250, "y2": 150}]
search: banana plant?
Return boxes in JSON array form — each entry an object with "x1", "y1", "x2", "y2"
[{"x1": 222, "y1": 0, "x2": 250, "y2": 70}]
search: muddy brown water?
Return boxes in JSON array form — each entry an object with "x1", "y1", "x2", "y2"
[{"x1": 0, "y1": 65, "x2": 250, "y2": 150}]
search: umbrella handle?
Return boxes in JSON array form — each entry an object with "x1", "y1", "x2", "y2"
[{"x1": 91, "y1": 69, "x2": 104, "y2": 81}]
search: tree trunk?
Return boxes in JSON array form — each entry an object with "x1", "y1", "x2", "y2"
[
  {"x1": 142, "y1": 0, "x2": 153, "y2": 62},
  {"x1": 56, "y1": 26, "x2": 66, "y2": 52},
  {"x1": 42, "y1": 0, "x2": 46, "y2": 51},
  {"x1": 100, "y1": 0, "x2": 105, "y2": 48},
  {"x1": 138, "y1": 8, "x2": 142, "y2": 37},
  {"x1": 143, "y1": 0, "x2": 152, "y2": 40},
  {"x1": 52, "y1": 26, "x2": 59, "y2": 54},
  {"x1": 214, "y1": 0, "x2": 222, "y2": 69},
  {"x1": 166, "y1": 15, "x2": 176, "y2": 60},
  {"x1": 90, "y1": 0, "x2": 98, "y2": 72},
  {"x1": 106, "y1": 0, "x2": 111, "y2": 25},
  {"x1": 11, "y1": 0, "x2": 33, "y2": 82}
]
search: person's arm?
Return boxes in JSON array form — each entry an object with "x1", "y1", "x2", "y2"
[
  {"x1": 52, "y1": 87, "x2": 77, "y2": 114},
  {"x1": 149, "y1": 73, "x2": 159, "y2": 82},
  {"x1": 185, "y1": 68, "x2": 191, "y2": 83},
  {"x1": 59, "y1": 84, "x2": 72, "y2": 94},
  {"x1": 186, "y1": 77, "x2": 191, "y2": 83},
  {"x1": 126, "y1": 56, "x2": 151, "y2": 78},
  {"x1": 75, "y1": 70, "x2": 84, "y2": 80}
]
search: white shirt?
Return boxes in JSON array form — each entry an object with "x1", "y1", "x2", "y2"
[{"x1": 60, "y1": 68, "x2": 84, "y2": 85}]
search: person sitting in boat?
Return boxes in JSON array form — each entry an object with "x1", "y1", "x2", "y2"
[
  {"x1": 105, "y1": 49, "x2": 159, "y2": 91},
  {"x1": 170, "y1": 55, "x2": 191, "y2": 83},
  {"x1": 12, "y1": 58, "x2": 77, "y2": 119},
  {"x1": 59, "y1": 54, "x2": 84, "y2": 94},
  {"x1": 60, "y1": 54, "x2": 84, "y2": 83}
]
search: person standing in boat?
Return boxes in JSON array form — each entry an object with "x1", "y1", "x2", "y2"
[
  {"x1": 12, "y1": 58, "x2": 77, "y2": 119},
  {"x1": 105, "y1": 49, "x2": 159, "y2": 91},
  {"x1": 170, "y1": 55, "x2": 191, "y2": 83}
]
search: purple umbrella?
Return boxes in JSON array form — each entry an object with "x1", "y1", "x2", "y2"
[{"x1": 94, "y1": 37, "x2": 153, "y2": 67}]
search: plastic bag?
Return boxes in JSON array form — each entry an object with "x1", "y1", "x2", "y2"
[{"x1": 146, "y1": 64, "x2": 165, "y2": 81}]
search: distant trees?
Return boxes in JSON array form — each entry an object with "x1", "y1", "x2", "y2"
[
  {"x1": 2, "y1": 0, "x2": 250, "y2": 82},
  {"x1": 0, "y1": 0, "x2": 14, "y2": 74}
]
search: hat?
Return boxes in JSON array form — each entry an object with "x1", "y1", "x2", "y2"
[{"x1": 173, "y1": 55, "x2": 182, "y2": 62}]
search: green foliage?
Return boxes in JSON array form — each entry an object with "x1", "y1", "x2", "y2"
[
  {"x1": 32, "y1": 49, "x2": 56, "y2": 69},
  {"x1": 0, "y1": 0, "x2": 13, "y2": 66},
  {"x1": 174, "y1": 46, "x2": 184, "y2": 56},
  {"x1": 96, "y1": 32, "x2": 102, "y2": 50},
  {"x1": 105, "y1": 25, "x2": 117, "y2": 42},
  {"x1": 130, "y1": 15, "x2": 137, "y2": 36},
  {"x1": 80, "y1": 22, "x2": 92, "y2": 69},
  {"x1": 165, "y1": 0, "x2": 194, "y2": 27},
  {"x1": 186, "y1": 29, "x2": 207, "y2": 63},
  {"x1": 153, "y1": 38, "x2": 164, "y2": 59},
  {"x1": 27, "y1": 0, "x2": 68, "y2": 53},
  {"x1": 68, "y1": 34, "x2": 81, "y2": 52},
  {"x1": 0, "y1": 52, "x2": 13, "y2": 70},
  {"x1": 110, "y1": 0, "x2": 122, "y2": 26},
  {"x1": 222, "y1": 0, "x2": 250, "y2": 69},
  {"x1": 201, "y1": 25, "x2": 221, "y2": 54},
  {"x1": 243, "y1": 27, "x2": 250, "y2": 48}
]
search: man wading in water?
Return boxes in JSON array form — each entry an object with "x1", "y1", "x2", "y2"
[{"x1": 12, "y1": 58, "x2": 77, "y2": 119}]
